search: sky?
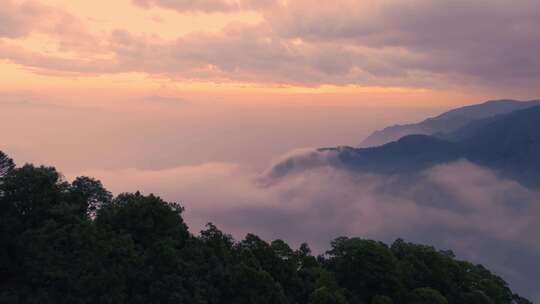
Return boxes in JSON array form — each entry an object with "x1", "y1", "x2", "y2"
[
  {"x1": 2, "y1": 0, "x2": 540, "y2": 300},
  {"x1": 2, "y1": 0, "x2": 539, "y2": 171}
]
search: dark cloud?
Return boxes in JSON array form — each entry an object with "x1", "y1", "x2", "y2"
[
  {"x1": 267, "y1": 0, "x2": 540, "y2": 87},
  {"x1": 117, "y1": 0, "x2": 540, "y2": 88}
]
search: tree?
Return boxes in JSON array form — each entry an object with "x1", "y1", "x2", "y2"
[
  {"x1": 237, "y1": 234, "x2": 304, "y2": 302},
  {"x1": 308, "y1": 270, "x2": 349, "y2": 304},
  {"x1": 0, "y1": 156, "x2": 533, "y2": 304},
  {"x1": 95, "y1": 192, "x2": 189, "y2": 249},
  {"x1": 325, "y1": 237, "x2": 401, "y2": 302},
  {"x1": 309, "y1": 286, "x2": 348, "y2": 304},
  {"x1": 0, "y1": 163, "x2": 68, "y2": 301},
  {"x1": 94, "y1": 192, "x2": 195, "y2": 303},
  {"x1": 462, "y1": 290, "x2": 494, "y2": 304},
  {"x1": 408, "y1": 288, "x2": 448, "y2": 304},
  {"x1": 458, "y1": 262, "x2": 515, "y2": 304},
  {"x1": 69, "y1": 176, "x2": 112, "y2": 218},
  {"x1": 15, "y1": 221, "x2": 141, "y2": 304},
  {"x1": 0, "y1": 164, "x2": 71, "y2": 230},
  {"x1": 0, "y1": 151, "x2": 14, "y2": 178},
  {"x1": 191, "y1": 223, "x2": 236, "y2": 304},
  {"x1": 371, "y1": 295, "x2": 394, "y2": 304},
  {"x1": 390, "y1": 239, "x2": 461, "y2": 303},
  {"x1": 226, "y1": 263, "x2": 288, "y2": 304}
]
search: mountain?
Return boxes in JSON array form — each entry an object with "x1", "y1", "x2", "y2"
[
  {"x1": 326, "y1": 105, "x2": 540, "y2": 187},
  {"x1": 360, "y1": 99, "x2": 540, "y2": 147},
  {"x1": 324, "y1": 135, "x2": 463, "y2": 175},
  {"x1": 461, "y1": 106, "x2": 540, "y2": 186}
]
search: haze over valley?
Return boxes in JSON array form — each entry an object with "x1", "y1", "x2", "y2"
[{"x1": 1, "y1": 0, "x2": 540, "y2": 303}]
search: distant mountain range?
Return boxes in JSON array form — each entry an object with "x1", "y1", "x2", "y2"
[
  {"x1": 360, "y1": 99, "x2": 540, "y2": 147},
  {"x1": 266, "y1": 100, "x2": 540, "y2": 188},
  {"x1": 323, "y1": 103, "x2": 540, "y2": 188},
  {"x1": 259, "y1": 100, "x2": 540, "y2": 302}
]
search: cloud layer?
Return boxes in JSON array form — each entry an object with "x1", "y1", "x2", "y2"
[
  {"x1": 1, "y1": 0, "x2": 539, "y2": 91},
  {"x1": 79, "y1": 150, "x2": 540, "y2": 301},
  {"x1": 132, "y1": 0, "x2": 277, "y2": 12}
]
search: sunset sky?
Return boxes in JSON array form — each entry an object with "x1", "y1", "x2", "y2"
[
  {"x1": 3, "y1": 0, "x2": 540, "y2": 170},
  {"x1": 2, "y1": 0, "x2": 540, "y2": 219},
  {"x1": 2, "y1": 0, "x2": 539, "y2": 101},
  {"x1": 2, "y1": 0, "x2": 540, "y2": 199},
  {"x1": 2, "y1": 1, "x2": 540, "y2": 299}
]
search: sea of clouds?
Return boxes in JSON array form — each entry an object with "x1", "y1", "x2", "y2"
[{"x1": 80, "y1": 148, "x2": 540, "y2": 301}]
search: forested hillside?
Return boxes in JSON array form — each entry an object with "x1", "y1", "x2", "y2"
[{"x1": 0, "y1": 151, "x2": 532, "y2": 304}]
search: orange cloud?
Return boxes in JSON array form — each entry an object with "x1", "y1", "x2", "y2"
[
  {"x1": 132, "y1": 0, "x2": 277, "y2": 12},
  {"x1": 0, "y1": 0, "x2": 539, "y2": 94}
]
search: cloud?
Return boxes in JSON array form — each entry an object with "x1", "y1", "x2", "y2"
[
  {"x1": 0, "y1": 91, "x2": 103, "y2": 110},
  {"x1": 120, "y1": 0, "x2": 539, "y2": 89},
  {"x1": 77, "y1": 152, "x2": 540, "y2": 301},
  {"x1": 138, "y1": 96, "x2": 190, "y2": 107},
  {"x1": 261, "y1": 148, "x2": 341, "y2": 181},
  {"x1": 0, "y1": 0, "x2": 47, "y2": 38},
  {"x1": 3, "y1": 24, "x2": 424, "y2": 86},
  {"x1": 266, "y1": 0, "x2": 540, "y2": 87},
  {"x1": 0, "y1": 0, "x2": 100, "y2": 52},
  {"x1": 1, "y1": 0, "x2": 539, "y2": 91},
  {"x1": 131, "y1": 0, "x2": 277, "y2": 12}
]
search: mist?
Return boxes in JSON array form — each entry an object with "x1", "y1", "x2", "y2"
[
  {"x1": 1, "y1": 93, "x2": 444, "y2": 172},
  {"x1": 72, "y1": 149, "x2": 540, "y2": 301}
]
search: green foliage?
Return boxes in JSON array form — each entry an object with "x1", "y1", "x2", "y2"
[
  {"x1": 0, "y1": 151, "x2": 532, "y2": 304},
  {"x1": 371, "y1": 295, "x2": 393, "y2": 304},
  {"x1": 227, "y1": 263, "x2": 288, "y2": 304},
  {"x1": 95, "y1": 192, "x2": 189, "y2": 249},
  {"x1": 325, "y1": 237, "x2": 401, "y2": 302},
  {"x1": 408, "y1": 287, "x2": 448, "y2": 304},
  {"x1": 69, "y1": 176, "x2": 112, "y2": 218},
  {"x1": 309, "y1": 286, "x2": 348, "y2": 304},
  {"x1": 0, "y1": 151, "x2": 15, "y2": 178},
  {"x1": 462, "y1": 290, "x2": 494, "y2": 304}
]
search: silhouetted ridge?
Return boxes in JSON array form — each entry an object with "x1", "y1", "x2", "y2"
[
  {"x1": 361, "y1": 99, "x2": 540, "y2": 147},
  {"x1": 462, "y1": 106, "x2": 540, "y2": 186},
  {"x1": 322, "y1": 135, "x2": 462, "y2": 174},
  {"x1": 329, "y1": 105, "x2": 540, "y2": 187}
]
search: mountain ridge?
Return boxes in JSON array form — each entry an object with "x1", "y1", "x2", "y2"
[
  {"x1": 360, "y1": 99, "x2": 540, "y2": 147},
  {"x1": 329, "y1": 105, "x2": 540, "y2": 187}
]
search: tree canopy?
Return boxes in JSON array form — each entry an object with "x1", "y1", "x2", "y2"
[{"x1": 0, "y1": 151, "x2": 532, "y2": 304}]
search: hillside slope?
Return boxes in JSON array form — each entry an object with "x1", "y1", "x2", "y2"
[{"x1": 360, "y1": 99, "x2": 540, "y2": 147}]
